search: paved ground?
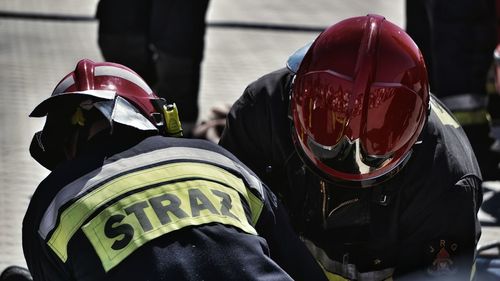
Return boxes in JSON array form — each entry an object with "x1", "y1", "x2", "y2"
[{"x1": 0, "y1": 0, "x2": 498, "y2": 273}]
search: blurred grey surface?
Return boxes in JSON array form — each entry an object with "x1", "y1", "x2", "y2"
[{"x1": 0, "y1": 0, "x2": 498, "y2": 273}]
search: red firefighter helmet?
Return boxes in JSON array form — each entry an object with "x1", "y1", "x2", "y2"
[
  {"x1": 30, "y1": 58, "x2": 162, "y2": 129},
  {"x1": 291, "y1": 15, "x2": 430, "y2": 187},
  {"x1": 29, "y1": 59, "x2": 183, "y2": 170}
]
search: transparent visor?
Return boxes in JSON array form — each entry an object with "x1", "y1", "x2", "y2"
[{"x1": 306, "y1": 135, "x2": 400, "y2": 176}]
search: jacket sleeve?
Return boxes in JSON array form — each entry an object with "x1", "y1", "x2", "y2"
[
  {"x1": 394, "y1": 175, "x2": 482, "y2": 281},
  {"x1": 219, "y1": 84, "x2": 274, "y2": 180},
  {"x1": 219, "y1": 68, "x2": 294, "y2": 182},
  {"x1": 23, "y1": 243, "x2": 70, "y2": 281},
  {"x1": 255, "y1": 184, "x2": 328, "y2": 281},
  {"x1": 22, "y1": 193, "x2": 72, "y2": 281}
]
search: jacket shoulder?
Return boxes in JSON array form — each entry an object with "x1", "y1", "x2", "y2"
[
  {"x1": 243, "y1": 68, "x2": 294, "y2": 103},
  {"x1": 426, "y1": 96, "x2": 482, "y2": 179}
]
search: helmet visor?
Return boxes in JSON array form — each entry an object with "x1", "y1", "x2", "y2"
[
  {"x1": 307, "y1": 135, "x2": 396, "y2": 174},
  {"x1": 292, "y1": 70, "x2": 425, "y2": 185},
  {"x1": 301, "y1": 134, "x2": 412, "y2": 185}
]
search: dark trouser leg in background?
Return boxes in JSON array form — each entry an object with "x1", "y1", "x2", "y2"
[
  {"x1": 98, "y1": 34, "x2": 157, "y2": 86},
  {"x1": 154, "y1": 52, "x2": 200, "y2": 133},
  {"x1": 96, "y1": 0, "x2": 210, "y2": 135},
  {"x1": 150, "y1": 0, "x2": 210, "y2": 133},
  {"x1": 96, "y1": 0, "x2": 156, "y2": 86}
]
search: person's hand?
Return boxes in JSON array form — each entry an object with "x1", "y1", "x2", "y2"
[{"x1": 191, "y1": 103, "x2": 231, "y2": 143}]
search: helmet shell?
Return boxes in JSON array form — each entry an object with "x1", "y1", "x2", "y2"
[
  {"x1": 30, "y1": 59, "x2": 159, "y2": 125},
  {"x1": 291, "y1": 15, "x2": 429, "y2": 186},
  {"x1": 29, "y1": 59, "x2": 163, "y2": 171}
]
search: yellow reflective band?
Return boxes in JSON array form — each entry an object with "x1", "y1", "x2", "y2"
[
  {"x1": 323, "y1": 271, "x2": 350, "y2": 281},
  {"x1": 470, "y1": 261, "x2": 476, "y2": 281},
  {"x1": 316, "y1": 259, "x2": 347, "y2": 281},
  {"x1": 452, "y1": 110, "x2": 490, "y2": 126},
  {"x1": 321, "y1": 267, "x2": 393, "y2": 281},
  {"x1": 82, "y1": 180, "x2": 255, "y2": 272},
  {"x1": 310, "y1": 238, "x2": 394, "y2": 281},
  {"x1": 431, "y1": 99, "x2": 461, "y2": 128},
  {"x1": 246, "y1": 189, "x2": 263, "y2": 225},
  {"x1": 47, "y1": 162, "x2": 263, "y2": 262}
]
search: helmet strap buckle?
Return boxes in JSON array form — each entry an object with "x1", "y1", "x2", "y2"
[{"x1": 151, "y1": 99, "x2": 183, "y2": 137}]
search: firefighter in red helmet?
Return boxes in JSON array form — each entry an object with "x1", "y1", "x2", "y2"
[
  {"x1": 220, "y1": 15, "x2": 483, "y2": 280},
  {"x1": 19, "y1": 59, "x2": 328, "y2": 281}
]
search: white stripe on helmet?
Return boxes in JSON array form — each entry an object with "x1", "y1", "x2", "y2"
[
  {"x1": 95, "y1": 65, "x2": 153, "y2": 96},
  {"x1": 51, "y1": 75, "x2": 75, "y2": 96}
]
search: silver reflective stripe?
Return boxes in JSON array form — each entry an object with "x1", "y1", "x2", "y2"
[
  {"x1": 111, "y1": 96, "x2": 157, "y2": 131},
  {"x1": 51, "y1": 75, "x2": 75, "y2": 96},
  {"x1": 95, "y1": 65, "x2": 153, "y2": 96},
  {"x1": 38, "y1": 146, "x2": 263, "y2": 239},
  {"x1": 440, "y1": 93, "x2": 487, "y2": 111},
  {"x1": 303, "y1": 238, "x2": 394, "y2": 281}
]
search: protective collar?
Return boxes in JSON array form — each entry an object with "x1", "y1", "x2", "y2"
[{"x1": 286, "y1": 42, "x2": 313, "y2": 74}]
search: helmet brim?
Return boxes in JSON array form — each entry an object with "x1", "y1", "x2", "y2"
[{"x1": 29, "y1": 90, "x2": 116, "y2": 117}]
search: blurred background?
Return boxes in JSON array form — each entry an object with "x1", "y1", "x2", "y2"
[{"x1": 0, "y1": 0, "x2": 497, "y2": 273}]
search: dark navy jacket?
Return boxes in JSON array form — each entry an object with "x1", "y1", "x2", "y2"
[
  {"x1": 23, "y1": 133, "x2": 328, "y2": 281},
  {"x1": 220, "y1": 68, "x2": 483, "y2": 281}
]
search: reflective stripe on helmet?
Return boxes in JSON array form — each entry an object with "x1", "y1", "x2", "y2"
[
  {"x1": 51, "y1": 64, "x2": 155, "y2": 97},
  {"x1": 51, "y1": 75, "x2": 75, "y2": 96},
  {"x1": 95, "y1": 65, "x2": 153, "y2": 96},
  {"x1": 31, "y1": 59, "x2": 160, "y2": 119}
]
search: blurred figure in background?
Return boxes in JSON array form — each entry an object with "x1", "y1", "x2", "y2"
[
  {"x1": 96, "y1": 0, "x2": 210, "y2": 135},
  {"x1": 406, "y1": 0, "x2": 500, "y2": 180},
  {"x1": 486, "y1": 0, "x2": 500, "y2": 173}
]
